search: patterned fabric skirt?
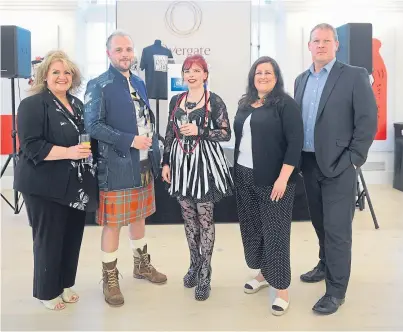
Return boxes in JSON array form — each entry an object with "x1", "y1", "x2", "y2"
[
  {"x1": 96, "y1": 180, "x2": 155, "y2": 227},
  {"x1": 168, "y1": 138, "x2": 234, "y2": 203}
]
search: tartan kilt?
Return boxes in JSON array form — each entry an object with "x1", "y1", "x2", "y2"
[{"x1": 96, "y1": 180, "x2": 156, "y2": 227}]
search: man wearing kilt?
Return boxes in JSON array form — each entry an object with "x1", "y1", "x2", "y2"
[{"x1": 84, "y1": 31, "x2": 167, "y2": 307}]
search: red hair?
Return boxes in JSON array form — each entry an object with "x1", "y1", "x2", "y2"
[
  {"x1": 171, "y1": 54, "x2": 210, "y2": 154},
  {"x1": 182, "y1": 55, "x2": 208, "y2": 82}
]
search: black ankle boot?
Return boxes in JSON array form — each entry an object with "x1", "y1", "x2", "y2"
[
  {"x1": 195, "y1": 263, "x2": 211, "y2": 301},
  {"x1": 184, "y1": 250, "x2": 200, "y2": 288}
]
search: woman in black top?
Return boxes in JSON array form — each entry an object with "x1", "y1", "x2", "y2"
[
  {"x1": 233, "y1": 56, "x2": 304, "y2": 316},
  {"x1": 14, "y1": 50, "x2": 98, "y2": 310}
]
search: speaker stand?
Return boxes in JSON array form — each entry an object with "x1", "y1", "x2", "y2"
[
  {"x1": 155, "y1": 98, "x2": 164, "y2": 144},
  {"x1": 356, "y1": 167, "x2": 379, "y2": 229},
  {"x1": 1, "y1": 77, "x2": 24, "y2": 214}
]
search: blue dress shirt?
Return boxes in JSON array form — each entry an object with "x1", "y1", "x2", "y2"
[{"x1": 302, "y1": 57, "x2": 336, "y2": 152}]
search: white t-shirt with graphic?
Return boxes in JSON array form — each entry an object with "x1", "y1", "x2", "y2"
[{"x1": 127, "y1": 78, "x2": 149, "y2": 161}]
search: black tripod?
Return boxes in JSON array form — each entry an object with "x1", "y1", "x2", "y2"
[
  {"x1": 1, "y1": 77, "x2": 24, "y2": 214},
  {"x1": 356, "y1": 167, "x2": 379, "y2": 229},
  {"x1": 155, "y1": 99, "x2": 165, "y2": 144}
]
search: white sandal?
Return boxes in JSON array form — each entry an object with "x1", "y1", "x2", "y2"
[
  {"x1": 244, "y1": 279, "x2": 269, "y2": 294},
  {"x1": 61, "y1": 288, "x2": 79, "y2": 303},
  {"x1": 271, "y1": 296, "x2": 289, "y2": 316},
  {"x1": 40, "y1": 297, "x2": 66, "y2": 311}
]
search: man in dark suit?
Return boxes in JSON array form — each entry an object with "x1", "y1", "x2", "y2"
[{"x1": 294, "y1": 23, "x2": 377, "y2": 315}]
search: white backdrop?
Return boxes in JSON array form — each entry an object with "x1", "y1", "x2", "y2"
[{"x1": 117, "y1": 0, "x2": 251, "y2": 143}]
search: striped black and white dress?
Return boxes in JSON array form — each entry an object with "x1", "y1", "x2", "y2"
[{"x1": 163, "y1": 92, "x2": 234, "y2": 203}]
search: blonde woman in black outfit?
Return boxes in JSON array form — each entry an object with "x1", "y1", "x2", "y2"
[
  {"x1": 233, "y1": 56, "x2": 304, "y2": 316},
  {"x1": 14, "y1": 51, "x2": 98, "y2": 310}
]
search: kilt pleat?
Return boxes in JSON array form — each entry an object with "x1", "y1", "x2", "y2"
[{"x1": 96, "y1": 181, "x2": 155, "y2": 227}]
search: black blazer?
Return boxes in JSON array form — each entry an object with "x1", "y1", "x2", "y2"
[
  {"x1": 234, "y1": 94, "x2": 304, "y2": 186},
  {"x1": 294, "y1": 61, "x2": 377, "y2": 177},
  {"x1": 14, "y1": 90, "x2": 84, "y2": 199}
]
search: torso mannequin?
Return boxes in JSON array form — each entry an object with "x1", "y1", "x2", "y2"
[{"x1": 140, "y1": 40, "x2": 174, "y2": 100}]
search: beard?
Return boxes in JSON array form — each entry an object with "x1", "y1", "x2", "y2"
[{"x1": 112, "y1": 58, "x2": 133, "y2": 73}]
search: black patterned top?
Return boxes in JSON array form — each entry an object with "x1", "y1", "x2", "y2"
[
  {"x1": 47, "y1": 90, "x2": 98, "y2": 212},
  {"x1": 163, "y1": 92, "x2": 234, "y2": 203}
]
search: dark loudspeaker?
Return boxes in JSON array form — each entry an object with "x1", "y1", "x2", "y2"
[
  {"x1": 1, "y1": 25, "x2": 31, "y2": 78},
  {"x1": 336, "y1": 23, "x2": 373, "y2": 74}
]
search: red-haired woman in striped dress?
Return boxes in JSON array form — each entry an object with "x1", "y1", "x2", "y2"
[{"x1": 162, "y1": 55, "x2": 233, "y2": 301}]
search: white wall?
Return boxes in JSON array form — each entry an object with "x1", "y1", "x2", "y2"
[
  {"x1": 117, "y1": 1, "x2": 251, "y2": 143},
  {"x1": 268, "y1": 1, "x2": 403, "y2": 185}
]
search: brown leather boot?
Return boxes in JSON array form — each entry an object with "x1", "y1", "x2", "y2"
[
  {"x1": 102, "y1": 259, "x2": 124, "y2": 307},
  {"x1": 133, "y1": 244, "x2": 167, "y2": 284}
]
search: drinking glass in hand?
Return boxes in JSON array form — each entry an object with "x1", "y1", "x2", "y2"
[
  {"x1": 180, "y1": 114, "x2": 189, "y2": 126},
  {"x1": 79, "y1": 133, "x2": 91, "y2": 164},
  {"x1": 146, "y1": 123, "x2": 154, "y2": 151},
  {"x1": 180, "y1": 114, "x2": 189, "y2": 145}
]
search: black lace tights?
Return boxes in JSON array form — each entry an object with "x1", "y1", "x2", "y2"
[{"x1": 178, "y1": 198, "x2": 215, "y2": 284}]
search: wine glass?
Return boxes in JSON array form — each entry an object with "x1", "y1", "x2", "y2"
[
  {"x1": 180, "y1": 114, "x2": 189, "y2": 146},
  {"x1": 146, "y1": 123, "x2": 154, "y2": 151},
  {"x1": 180, "y1": 114, "x2": 189, "y2": 126},
  {"x1": 79, "y1": 133, "x2": 92, "y2": 164}
]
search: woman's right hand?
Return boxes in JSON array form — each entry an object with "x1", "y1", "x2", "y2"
[
  {"x1": 66, "y1": 144, "x2": 92, "y2": 160},
  {"x1": 162, "y1": 165, "x2": 171, "y2": 184}
]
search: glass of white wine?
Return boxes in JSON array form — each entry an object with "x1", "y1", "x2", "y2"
[{"x1": 79, "y1": 133, "x2": 91, "y2": 164}]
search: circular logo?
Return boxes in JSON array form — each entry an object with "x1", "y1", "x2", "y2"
[{"x1": 165, "y1": 1, "x2": 202, "y2": 38}]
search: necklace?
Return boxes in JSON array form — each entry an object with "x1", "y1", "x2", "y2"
[
  {"x1": 171, "y1": 91, "x2": 210, "y2": 154},
  {"x1": 185, "y1": 91, "x2": 205, "y2": 110},
  {"x1": 257, "y1": 96, "x2": 265, "y2": 105}
]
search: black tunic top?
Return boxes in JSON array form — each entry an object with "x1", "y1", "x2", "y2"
[{"x1": 14, "y1": 89, "x2": 98, "y2": 212}]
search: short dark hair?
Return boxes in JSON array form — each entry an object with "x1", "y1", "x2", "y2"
[
  {"x1": 309, "y1": 23, "x2": 339, "y2": 42},
  {"x1": 238, "y1": 56, "x2": 285, "y2": 109}
]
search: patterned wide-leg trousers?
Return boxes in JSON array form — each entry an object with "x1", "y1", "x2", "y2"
[{"x1": 235, "y1": 164, "x2": 296, "y2": 290}]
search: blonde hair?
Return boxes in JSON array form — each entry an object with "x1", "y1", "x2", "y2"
[
  {"x1": 106, "y1": 30, "x2": 133, "y2": 50},
  {"x1": 29, "y1": 50, "x2": 82, "y2": 95},
  {"x1": 310, "y1": 23, "x2": 339, "y2": 42}
]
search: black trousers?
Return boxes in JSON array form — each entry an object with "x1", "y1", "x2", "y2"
[
  {"x1": 23, "y1": 194, "x2": 86, "y2": 300},
  {"x1": 301, "y1": 152, "x2": 356, "y2": 299},
  {"x1": 235, "y1": 164, "x2": 296, "y2": 290}
]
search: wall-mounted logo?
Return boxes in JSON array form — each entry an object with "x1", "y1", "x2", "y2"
[
  {"x1": 165, "y1": 1, "x2": 202, "y2": 38},
  {"x1": 171, "y1": 77, "x2": 188, "y2": 92}
]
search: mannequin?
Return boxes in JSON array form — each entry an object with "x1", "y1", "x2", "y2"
[
  {"x1": 140, "y1": 40, "x2": 175, "y2": 140},
  {"x1": 140, "y1": 40, "x2": 174, "y2": 100}
]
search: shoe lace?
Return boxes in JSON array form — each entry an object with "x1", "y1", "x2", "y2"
[
  {"x1": 135, "y1": 253, "x2": 155, "y2": 271},
  {"x1": 101, "y1": 268, "x2": 122, "y2": 288}
]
